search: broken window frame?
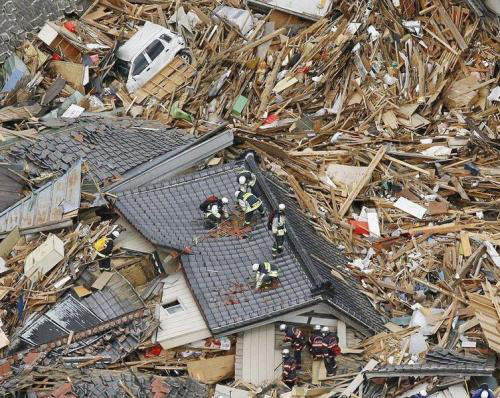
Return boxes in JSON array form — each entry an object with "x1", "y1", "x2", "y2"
[{"x1": 162, "y1": 299, "x2": 184, "y2": 315}]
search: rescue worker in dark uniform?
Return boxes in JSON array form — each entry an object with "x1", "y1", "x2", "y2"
[
  {"x1": 308, "y1": 325, "x2": 322, "y2": 354},
  {"x1": 471, "y1": 384, "x2": 494, "y2": 398},
  {"x1": 281, "y1": 349, "x2": 297, "y2": 389},
  {"x1": 270, "y1": 203, "x2": 287, "y2": 258},
  {"x1": 252, "y1": 262, "x2": 278, "y2": 289},
  {"x1": 200, "y1": 196, "x2": 229, "y2": 229},
  {"x1": 279, "y1": 324, "x2": 305, "y2": 369},
  {"x1": 321, "y1": 326, "x2": 339, "y2": 376},
  {"x1": 237, "y1": 170, "x2": 257, "y2": 193},
  {"x1": 236, "y1": 190, "x2": 265, "y2": 225},
  {"x1": 94, "y1": 229, "x2": 121, "y2": 271},
  {"x1": 309, "y1": 325, "x2": 325, "y2": 361}
]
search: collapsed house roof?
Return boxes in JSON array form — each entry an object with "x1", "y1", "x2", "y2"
[
  {"x1": 13, "y1": 271, "x2": 144, "y2": 352},
  {"x1": 9, "y1": 116, "x2": 196, "y2": 186},
  {"x1": 115, "y1": 153, "x2": 385, "y2": 335},
  {"x1": 0, "y1": 165, "x2": 25, "y2": 212},
  {"x1": 24, "y1": 369, "x2": 207, "y2": 398},
  {"x1": 365, "y1": 347, "x2": 496, "y2": 379},
  {"x1": 0, "y1": 0, "x2": 90, "y2": 63},
  {"x1": 0, "y1": 160, "x2": 81, "y2": 237}
]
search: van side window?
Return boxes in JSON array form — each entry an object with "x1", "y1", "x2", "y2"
[
  {"x1": 146, "y1": 40, "x2": 165, "y2": 61},
  {"x1": 132, "y1": 53, "x2": 148, "y2": 76},
  {"x1": 160, "y1": 34, "x2": 172, "y2": 43}
]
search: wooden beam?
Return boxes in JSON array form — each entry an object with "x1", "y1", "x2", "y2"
[
  {"x1": 331, "y1": 359, "x2": 378, "y2": 397},
  {"x1": 339, "y1": 146, "x2": 386, "y2": 217},
  {"x1": 437, "y1": 6, "x2": 467, "y2": 51}
]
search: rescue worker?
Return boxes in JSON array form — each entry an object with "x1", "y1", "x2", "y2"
[
  {"x1": 308, "y1": 325, "x2": 322, "y2": 354},
  {"x1": 281, "y1": 349, "x2": 297, "y2": 389},
  {"x1": 237, "y1": 170, "x2": 256, "y2": 193},
  {"x1": 321, "y1": 326, "x2": 339, "y2": 377},
  {"x1": 94, "y1": 229, "x2": 121, "y2": 271},
  {"x1": 471, "y1": 384, "x2": 494, "y2": 398},
  {"x1": 309, "y1": 325, "x2": 325, "y2": 361},
  {"x1": 269, "y1": 203, "x2": 286, "y2": 258},
  {"x1": 252, "y1": 262, "x2": 278, "y2": 289},
  {"x1": 200, "y1": 196, "x2": 229, "y2": 229},
  {"x1": 279, "y1": 324, "x2": 305, "y2": 369},
  {"x1": 236, "y1": 190, "x2": 265, "y2": 225}
]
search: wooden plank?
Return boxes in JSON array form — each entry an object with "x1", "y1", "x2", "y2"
[
  {"x1": 408, "y1": 223, "x2": 462, "y2": 236},
  {"x1": 460, "y1": 231, "x2": 472, "y2": 257},
  {"x1": 437, "y1": 6, "x2": 467, "y2": 51},
  {"x1": 338, "y1": 147, "x2": 386, "y2": 217},
  {"x1": 330, "y1": 359, "x2": 378, "y2": 397},
  {"x1": 91, "y1": 271, "x2": 113, "y2": 290}
]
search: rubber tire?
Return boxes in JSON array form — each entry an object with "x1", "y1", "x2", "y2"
[{"x1": 179, "y1": 51, "x2": 192, "y2": 65}]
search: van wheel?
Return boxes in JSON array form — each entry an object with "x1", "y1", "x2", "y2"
[{"x1": 179, "y1": 51, "x2": 192, "y2": 64}]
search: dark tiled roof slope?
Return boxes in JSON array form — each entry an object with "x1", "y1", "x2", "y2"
[
  {"x1": 115, "y1": 162, "x2": 318, "y2": 334},
  {"x1": 263, "y1": 176, "x2": 386, "y2": 333},
  {"x1": 365, "y1": 348, "x2": 496, "y2": 378},
  {"x1": 116, "y1": 154, "x2": 385, "y2": 335},
  {"x1": 9, "y1": 116, "x2": 195, "y2": 185},
  {"x1": 0, "y1": 0, "x2": 91, "y2": 63}
]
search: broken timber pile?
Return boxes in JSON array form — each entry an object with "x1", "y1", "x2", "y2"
[{"x1": 0, "y1": 0, "x2": 499, "y2": 397}]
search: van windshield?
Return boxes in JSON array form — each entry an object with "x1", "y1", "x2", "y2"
[
  {"x1": 132, "y1": 53, "x2": 149, "y2": 76},
  {"x1": 115, "y1": 58, "x2": 130, "y2": 78}
]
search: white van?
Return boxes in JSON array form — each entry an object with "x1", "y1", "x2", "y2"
[{"x1": 116, "y1": 22, "x2": 191, "y2": 93}]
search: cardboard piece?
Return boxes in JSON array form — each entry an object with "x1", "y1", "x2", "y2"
[
  {"x1": 73, "y1": 285, "x2": 92, "y2": 297},
  {"x1": 0, "y1": 227, "x2": 20, "y2": 258},
  {"x1": 187, "y1": 354, "x2": 235, "y2": 384}
]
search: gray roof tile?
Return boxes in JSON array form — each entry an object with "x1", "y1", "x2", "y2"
[
  {"x1": 116, "y1": 154, "x2": 385, "y2": 335},
  {"x1": 9, "y1": 116, "x2": 195, "y2": 186}
]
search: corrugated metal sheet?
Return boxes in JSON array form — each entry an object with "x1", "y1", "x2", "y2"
[
  {"x1": 19, "y1": 295, "x2": 102, "y2": 346},
  {"x1": 0, "y1": 161, "x2": 81, "y2": 235}
]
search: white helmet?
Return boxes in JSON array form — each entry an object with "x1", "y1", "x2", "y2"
[
  {"x1": 480, "y1": 392, "x2": 488, "y2": 398},
  {"x1": 279, "y1": 324, "x2": 286, "y2": 331},
  {"x1": 314, "y1": 325, "x2": 322, "y2": 331},
  {"x1": 252, "y1": 263, "x2": 259, "y2": 272},
  {"x1": 222, "y1": 197, "x2": 228, "y2": 204},
  {"x1": 420, "y1": 391, "x2": 428, "y2": 397},
  {"x1": 282, "y1": 348, "x2": 290, "y2": 356},
  {"x1": 239, "y1": 176, "x2": 247, "y2": 185},
  {"x1": 321, "y1": 326, "x2": 329, "y2": 333},
  {"x1": 279, "y1": 203, "x2": 285, "y2": 211}
]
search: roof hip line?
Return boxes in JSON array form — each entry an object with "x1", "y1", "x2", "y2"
[{"x1": 244, "y1": 152, "x2": 328, "y2": 293}]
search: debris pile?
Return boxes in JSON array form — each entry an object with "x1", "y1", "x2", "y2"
[{"x1": 0, "y1": 0, "x2": 499, "y2": 397}]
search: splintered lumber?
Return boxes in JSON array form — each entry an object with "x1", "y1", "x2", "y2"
[
  {"x1": 469, "y1": 293, "x2": 500, "y2": 353},
  {"x1": 329, "y1": 359, "x2": 378, "y2": 397},
  {"x1": 338, "y1": 147, "x2": 386, "y2": 218},
  {"x1": 408, "y1": 223, "x2": 462, "y2": 236}
]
